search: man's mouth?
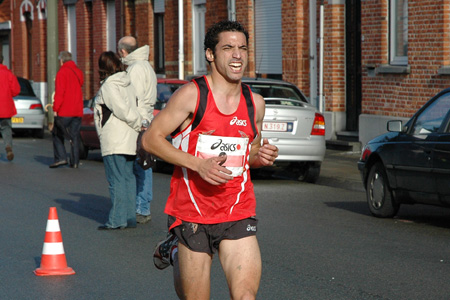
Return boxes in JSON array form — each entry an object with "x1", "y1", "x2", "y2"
[{"x1": 229, "y1": 62, "x2": 242, "y2": 71}]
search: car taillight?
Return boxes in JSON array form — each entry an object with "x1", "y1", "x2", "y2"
[
  {"x1": 30, "y1": 104, "x2": 43, "y2": 110},
  {"x1": 311, "y1": 113, "x2": 325, "y2": 136}
]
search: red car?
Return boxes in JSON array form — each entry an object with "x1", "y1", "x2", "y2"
[{"x1": 79, "y1": 78, "x2": 188, "y2": 159}]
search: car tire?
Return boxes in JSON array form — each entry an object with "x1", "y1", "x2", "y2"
[
  {"x1": 366, "y1": 162, "x2": 399, "y2": 218},
  {"x1": 33, "y1": 127, "x2": 45, "y2": 139},
  {"x1": 79, "y1": 138, "x2": 89, "y2": 160},
  {"x1": 298, "y1": 162, "x2": 321, "y2": 183}
]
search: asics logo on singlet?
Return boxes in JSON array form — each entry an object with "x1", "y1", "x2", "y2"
[
  {"x1": 230, "y1": 116, "x2": 247, "y2": 126},
  {"x1": 211, "y1": 139, "x2": 240, "y2": 151},
  {"x1": 247, "y1": 224, "x2": 257, "y2": 232}
]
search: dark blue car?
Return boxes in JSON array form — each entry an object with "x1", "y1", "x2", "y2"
[{"x1": 358, "y1": 88, "x2": 450, "y2": 218}]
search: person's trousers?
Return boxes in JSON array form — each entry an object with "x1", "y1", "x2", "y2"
[
  {"x1": 133, "y1": 159, "x2": 153, "y2": 216},
  {"x1": 52, "y1": 116, "x2": 81, "y2": 165},
  {"x1": 103, "y1": 154, "x2": 137, "y2": 228},
  {"x1": 0, "y1": 118, "x2": 13, "y2": 148}
]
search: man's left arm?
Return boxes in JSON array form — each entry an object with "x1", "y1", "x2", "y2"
[{"x1": 248, "y1": 93, "x2": 279, "y2": 168}]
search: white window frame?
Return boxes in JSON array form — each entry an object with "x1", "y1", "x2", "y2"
[
  {"x1": 67, "y1": 4, "x2": 77, "y2": 62},
  {"x1": 106, "y1": 0, "x2": 116, "y2": 52},
  {"x1": 389, "y1": 0, "x2": 408, "y2": 66}
]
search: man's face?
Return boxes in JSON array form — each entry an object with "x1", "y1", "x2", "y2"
[{"x1": 208, "y1": 31, "x2": 248, "y2": 82}]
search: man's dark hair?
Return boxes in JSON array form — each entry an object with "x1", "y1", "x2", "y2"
[
  {"x1": 204, "y1": 20, "x2": 249, "y2": 64},
  {"x1": 118, "y1": 37, "x2": 139, "y2": 54},
  {"x1": 98, "y1": 51, "x2": 124, "y2": 81}
]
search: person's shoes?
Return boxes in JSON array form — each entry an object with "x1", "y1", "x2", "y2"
[
  {"x1": 136, "y1": 213, "x2": 152, "y2": 224},
  {"x1": 97, "y1": 225, "x2": 124, "y2": 230},
  {"x1": 153, "y1": 233, "x2": 178, "y2": 270},
  {"x1": 70, "y1": 163, "x2": 79, "y2": 169},
  {"x1": 5, "y1": 146, "x2": 14, "y2": 161},
  {"x1": 49, "y1": 160, "x2": 68, "y2": 168}
]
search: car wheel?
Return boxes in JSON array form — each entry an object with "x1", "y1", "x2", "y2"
[
  {"x1": 79, "y1": 138, "x2": 89, "y2": 160},
  {"x1": 33, "y1": 128, "x2": 45, "y2": 139},
  {"x1": 297, "y1": 162, "x2": 321, "y2": 183},
  {"x1": 366, "y1": 162, "x2": 399, "y2": 218}
]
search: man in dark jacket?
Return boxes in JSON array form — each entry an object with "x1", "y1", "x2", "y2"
[
  {"x1": 50, "y1": 51, "x2": 84, "y2": 168},
  {"x1": 0, "y1": 54, "x2": 20, "y2": 161}
]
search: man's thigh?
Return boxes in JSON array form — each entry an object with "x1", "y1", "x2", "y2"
[
  {"x1": 218, "y1": 236, "x2": 262, "y2": 299},
  {"x1": 177, "y1": 243, "x2": 213, "y2": 300}
]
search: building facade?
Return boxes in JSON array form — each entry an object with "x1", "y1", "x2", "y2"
[{"x1": 0, "y1": 0, "x2": 448, "y2": 145}]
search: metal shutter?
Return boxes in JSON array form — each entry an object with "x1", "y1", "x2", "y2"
[{"x1": 254, "y1": 0, "x2": 282, "y2": 75}]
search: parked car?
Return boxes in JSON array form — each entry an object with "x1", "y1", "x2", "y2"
[
  {"x1": 12, "y1": 77, "x2": 45, "y2": 138},
  {"x1": 79, "y1": 78, "x2": 188, "y2": 159},
  {"x1": 358, "y1": 88, "x2": 450, "y2": 218},
  {"x1": 243, "y1": 78, "x2": 326, "y2": 183}
]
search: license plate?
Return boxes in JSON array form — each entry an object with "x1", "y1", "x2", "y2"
[
  {"x1": 263, "y1": 122, "x2": 287, "y2": 132},
  {"x1": 12, "y1": 117, "x2": 24, "y2": 124}
]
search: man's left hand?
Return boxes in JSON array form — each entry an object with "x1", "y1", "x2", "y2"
[{"x1": 257, "y1": 138, "x2": 278, "y2": 167}]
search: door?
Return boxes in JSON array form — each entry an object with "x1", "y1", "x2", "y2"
[{"x1": 345, "y1": 0, "x2": 362, "y2": 131}]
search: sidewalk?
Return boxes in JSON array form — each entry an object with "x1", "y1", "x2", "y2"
[{"x1": 317, "y1": 149, "x2": 364, "y2": 192}]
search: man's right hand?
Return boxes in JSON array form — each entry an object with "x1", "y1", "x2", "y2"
[{"x1": 197, "y1": 156, "x2": 233, "y2": 185}]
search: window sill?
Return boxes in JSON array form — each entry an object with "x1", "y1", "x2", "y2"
[
  {"x1": 375, "y1": 64, "x2": 410, "y2": 74},
  {"x1": 438, "y1": 66, "x2": 450, "y2": 76}
]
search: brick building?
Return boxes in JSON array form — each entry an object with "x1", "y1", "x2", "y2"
[{"x1": 0, "y1": 0, "x2": 448, "y2": 145}]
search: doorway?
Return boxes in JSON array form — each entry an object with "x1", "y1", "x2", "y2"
[{"x1": 345, "y1": 0, "x2": 362, "y2": 132}]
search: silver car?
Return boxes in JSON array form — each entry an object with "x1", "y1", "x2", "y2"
[
  {"x1": 243, "y1": 78, "x2": 326, "y2": 183},
  {"x1": 12, "y1": 77, "x2": 45, "y2": 138}
]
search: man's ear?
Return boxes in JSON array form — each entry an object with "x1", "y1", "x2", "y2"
[{"x1": 206, "y1": 49, "x2": 214, "y2": 62}]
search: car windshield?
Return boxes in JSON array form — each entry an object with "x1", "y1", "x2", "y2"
[
  {"x1": 17, "y1": 77, "x2": 36, "y2": 97},
  {"x1": 246, "y1": 83, "x2": 307, "y2": 103}
]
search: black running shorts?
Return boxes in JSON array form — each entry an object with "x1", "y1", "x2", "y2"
[{"x1": 168, "y1": 215, "x2": 258, "y2": 255}]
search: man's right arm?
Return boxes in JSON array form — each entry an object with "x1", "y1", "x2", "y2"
[{"x1": 142, "y1": 83, "x2": 233, "y2": 185}]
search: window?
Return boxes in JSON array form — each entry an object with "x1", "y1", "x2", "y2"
[
  {"x1": 67, "y1": 4, "x2": 77, "y2": 62},
  {"x1": 154, "y1": 0, "x2": 165, "y2": 74},
  {"x1": 193, "y1": 1, "x2": 207, "y2": 75},
  {"x1": 106, "y1": 0, "x2": 116, "y2": 52},
  {"x1": 390, "y1": 0, "x2": 408, "y2": 65},
  {"x1": 412, "y1": 93, "x2": 450, "y2": 135}
]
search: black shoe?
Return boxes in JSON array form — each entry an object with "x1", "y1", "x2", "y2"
[
  {"x1": 97, "y1": 225, "x2": 124, "y2": 230},
  {"x1": 71, "y1": 163, "x2": 79, "y2": 169},
  {"x1": 49, "y1": 160, "x2": 68, "y2": 168}
]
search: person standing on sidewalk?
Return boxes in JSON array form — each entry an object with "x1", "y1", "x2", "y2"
[
  {"x1": 142, "y1": 21, "x2": 279, "y2": 299},
  {"x1": 0, "y1": 53, "x2": 20, "y2": 161},
  {"x1": 94, "y1": 51, "x2": 143, "y2": 230},
  {"x1": 50, "y1": 51, "x2": 84, "y2": 169},
  {"x1": 118, "y1": 36, "x2": 157, "y2": 224}
]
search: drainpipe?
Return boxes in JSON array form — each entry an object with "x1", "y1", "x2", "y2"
[
  {"x1": 178, "y1": 0, "x2": 184, "y2": 80},
  {"x1": 229, "y1": 0, "x2": 236, "y2": 21},
  {"x1": 318, "y1": 0, "x2": 324, "y2": 113},
  {"x1": 309, "y1": 0, "x2": 317, "y2": 108},
  {"x1": 9, "y1": 0, "x2": 13, "y2": 70}
]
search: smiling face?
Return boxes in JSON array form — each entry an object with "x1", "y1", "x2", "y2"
[{"x1": 206, "y1": 31, "x2": 248, "y2": 83}]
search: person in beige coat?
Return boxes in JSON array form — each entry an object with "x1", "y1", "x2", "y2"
[
  {"x1": 94, "y1": 51, "x2": 143, "y2": 230},
  {"x1": 118, "y1": 36, "x2": 157, "y2": 224}
]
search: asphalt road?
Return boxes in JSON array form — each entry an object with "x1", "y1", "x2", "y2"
[{"x1": 1, "y1": 133, "x2": 450, "y2": 300}]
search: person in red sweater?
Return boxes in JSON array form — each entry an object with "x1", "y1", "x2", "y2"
[
  {"x1": 0, "y1": 54, "x2": 20, "y2": 161},
  {"x1": 50, "y1": 51, "x2": 84, "y2": 168}
]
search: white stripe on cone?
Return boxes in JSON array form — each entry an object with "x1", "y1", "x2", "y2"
[
  {"x1": 42, "y1": 242, "x2": 65, "y2": 255},
  {"x1": 45, "y1": 219, "x2": 61, "y2": 232}
]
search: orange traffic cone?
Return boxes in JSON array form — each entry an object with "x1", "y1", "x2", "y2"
[{"x1": 34, "y1": 207, "x2": 75, "y2": 276}]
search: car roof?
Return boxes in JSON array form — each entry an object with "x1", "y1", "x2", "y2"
[{"x1": 157, "y1": 78, "x2": 189, "y2": 84}]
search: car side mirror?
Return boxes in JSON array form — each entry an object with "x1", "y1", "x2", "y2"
[{"x1": 387, "y1": 120, "x2": 402, "y2": 132}]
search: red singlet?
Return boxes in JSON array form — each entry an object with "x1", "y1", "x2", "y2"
[{"x1": 164, "y1": 76, "x2": 259, "y2": 224}]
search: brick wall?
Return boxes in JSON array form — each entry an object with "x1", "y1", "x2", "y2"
[{"x1": 361, "y1": 0, "x2": 450, "y2": 118}]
